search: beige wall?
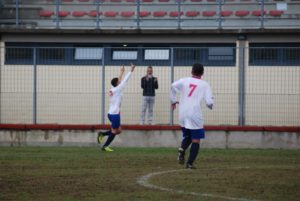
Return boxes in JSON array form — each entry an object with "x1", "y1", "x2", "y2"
[
  {"x1": 243, "y1": 47, "x2": 300, "y2": 126},
  {"x1": 0, "y1": 46, "x2": 299, "y2": 126},
  {"x1": 245, "y1": 66, "x2": 300, "y2": 126},
  {"x1": 0, "y1": 63, "x2": 240, "y2": 125},
  {"x1": 0, "y1": 65, "x2": 33, "y2": 123},
  {"x1": 37, "y1": 66, "x2": 102, "y2": 124}
]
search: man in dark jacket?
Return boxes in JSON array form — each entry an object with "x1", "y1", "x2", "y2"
[{"x1": 140, "y1": 66, "x2": 158, "y2": 125}]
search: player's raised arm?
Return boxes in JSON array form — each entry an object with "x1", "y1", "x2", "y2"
[
  {"x1": 130, "y1": 63, "x2": 136, "y2": 72},
  {"x1": 205, "y1": 84, "x2": 214, "y2": 110},
  {"x1": 117, "y1": 63, "x2": 135, "y2": 91},
  {"x1": 118, "y1": 66, "x2": 125, "y2": 83}
]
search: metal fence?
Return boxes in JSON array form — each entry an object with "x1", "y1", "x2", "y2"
[
  {"x1": 0, "y1": 46, "x2": 299, "y2": 126},
  {"x1": 1, "y1": 0, "x2": 300, "y2": 29}
]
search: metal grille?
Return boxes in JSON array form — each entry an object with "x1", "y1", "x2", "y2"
[{"x1": 0, "y1": 46, "x2": 299, "y2": 126}]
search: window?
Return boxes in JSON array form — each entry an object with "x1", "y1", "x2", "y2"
[
  {"x1": 175, "y1": 48, "x2": 202, "y2": 61},
  {"x1": 5, "y1": 47, "x2": 33, "y2": 64},
  {"x1": 249, "y1": 43, "x2": 300, "y2": 66},
  {"x1": 174, "y1": 48, "x2": 202, "y2": 66},
  {"x1": 252, "y1": 49, "x2": 278, "y2": 60},
  {"x1": 112, "y1": 50, "x2": 137, "y2": 60},
  {"x1": 174, "y1": 45, "x2": 235, "y2": 66},
  {"x1": 75, "y1": 48, "x2": 103, "y2": 60},
  {"x1": 144, "y1": 49, "x2": 169, "y2": 60},
  {"x1": 285, "y1": 48, "x2": 300, "y2": 64},
  {"x1": 38, "y1": 48, "x2": 66, "y2": 64},
  {"x1": 4, "y1": 43, "x2": 236, "y2": 66},
  {"x1": 208, "y1": 47, "x2": 234, "y2": 61}
]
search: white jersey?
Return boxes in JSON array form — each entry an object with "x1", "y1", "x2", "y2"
[
  {"x1": 108, "y1": 72, "x2": 132, "y2": 114},
  {"x1": 170, "y1": 76, "x2": 214, "y2": 129}
]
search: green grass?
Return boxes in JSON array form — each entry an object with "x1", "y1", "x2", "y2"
[{"x1": 0, "y1": 147, "x2": 299, "y2": 201}]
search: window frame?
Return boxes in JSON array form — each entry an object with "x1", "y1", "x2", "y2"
[
  {"x1": 143, "y1": 49, "x2": 170, "y2": 61},
  {"x1": 249, "y1": 43, "x2": 300, "y2": 66},
  {"x1": 4, "y1": 47, "x2": 34, "y2": 65},
  {"x1": 173, "y1": 44, "x2": 236, "y2": 66},
  {"x1": 4, "y1": 42, "x2": 237, "y2": 67},
  {"x1": 37, "y1": 47, "x2": 68, "y2": 65},
  {"x1": 112, "y1": 50, "x2": 138, "y2": 61},
  {"x1": 207, "y1": 47, "x2": 235, "y2": 61},
  {"x1": 74, "y1": 47, "x2": 103, "y2": 60}
]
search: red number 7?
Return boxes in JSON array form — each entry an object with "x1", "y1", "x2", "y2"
[{"x1": 188, "y1": 84, "x2": 197, "y2": 97}]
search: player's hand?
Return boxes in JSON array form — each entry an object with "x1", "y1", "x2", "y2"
[
  {"x1": 120, "y1": 66, "x2": 125, "y2": 73},
  {"x1": 130, "y1": 63, "x2": 136, "y2": 72},
  {"x1": 171, "y1": 102, "x2": 179, "y2": 110},
  {"x1": 207, "y1": 104, "x2": 213, "y2": 110},
  {"x1": 171, "y1": 103, "x2": 176, "y2": 110}
]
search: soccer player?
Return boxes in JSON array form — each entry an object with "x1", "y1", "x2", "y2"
[
  {"x1": 97, "y1": 63, "x2": 136, "y2": 152},
  {"x1": 170, "y1": 63, "x2": 214, "y2": 169}
]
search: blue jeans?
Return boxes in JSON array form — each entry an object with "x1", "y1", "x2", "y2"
[{"x1": 140, "y1": 96, "x2": 155, "y2": 124}]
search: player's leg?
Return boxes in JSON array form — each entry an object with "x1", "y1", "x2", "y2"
[
  {"x1": 103, "y1": 126, "x2": 122, "y2": 151},
  {"x1": 97, "y1": 129, "x2": 111, "y2": 144},
  {"x1": 140, "y1": 96, "x2": 147, "y2": 125},
  {"x1": 186, "y1": 129, "x2": 205, "y2": 169},
  {"x1": 148, "y1": 96, "x2": 155, "y2": 125},
  {"x1": 178, "y1": 127, "x2": 192, "y2": 164},
  {"x1": 102, "y1": 131, "x2": 116, "y2": 152},
  {"x1": 99, "y1": 114, "x2": 116, "y2": 140},
  {"x1": 115, "y1": 127, "x2": 122, "y2": 134},
  {"x1": 102, "y1": 114, "x2": 121, "y2": 152}
]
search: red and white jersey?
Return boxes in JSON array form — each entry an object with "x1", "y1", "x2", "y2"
[
  {"x1": 108, "y1": 72, "x2": 132, "y2": 114},
  {"x1": 170, "y1": 76, "x2": 214, "y2": 129}
]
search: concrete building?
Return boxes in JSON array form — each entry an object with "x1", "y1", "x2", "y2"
[{"x1": 0, "y1": 0, "x2": 299, "y2": 127}]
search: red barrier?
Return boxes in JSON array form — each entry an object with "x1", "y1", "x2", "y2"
[{"x1": 0, "y1": 124, "x2": 299, "y2": 132}]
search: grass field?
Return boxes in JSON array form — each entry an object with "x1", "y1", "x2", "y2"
[{"x1": 0, "y1": 147, "x2": 299, "y2": 201}]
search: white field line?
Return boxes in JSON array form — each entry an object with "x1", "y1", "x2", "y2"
[{"x1": 137, "y1": 168, "x2": 261, "y2": 201}]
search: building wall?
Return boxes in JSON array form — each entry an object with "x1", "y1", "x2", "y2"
[
  {"x1": 0, "y1": 63, "x2": 242, "y2": 125},
  {"x1": 1, "y1": 33, "x2": 238, "y2": 44},
  {"x1": 0, "y1": 35, "x2": 300, "y2": 126},
  {"x1": 245, "y1": 66, "x2": 300, "y2": 126},
  {"x1": 0, "y1": 129, "x2": 299, "y2": 149},
  {"x1": 2, "y1": 34, "x2": 300, "y2": 44}
]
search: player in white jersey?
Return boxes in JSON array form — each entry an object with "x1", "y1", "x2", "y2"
[
  {"x1": 97, "y1": 64, "x2": 136, "y2": 152},
  {"x1": 170, "y1": 63, "x2": 214, "y2": 169}
]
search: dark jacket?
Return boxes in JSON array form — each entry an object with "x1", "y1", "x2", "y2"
[{"x1": 141, "y1": 76, "x2": 158, "y2": 96}]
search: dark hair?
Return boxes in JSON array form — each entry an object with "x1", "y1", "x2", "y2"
[
  {"x1": 111, "y1": 77, "x2": 119, "y2": 87},
  {"x1": 192, "y1": 63, "x2": 204, "y2": 77},
  {"x1": 147, "y1": 66, "x2": 153, "y2": 69}
]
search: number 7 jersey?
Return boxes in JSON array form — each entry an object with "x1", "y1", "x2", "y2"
[{"x1": 170, "y1": 76, "x2": 214, "y2": 129}]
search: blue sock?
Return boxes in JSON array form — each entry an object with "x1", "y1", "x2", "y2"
[
  {"x1": 103, "y1": 130, "x2": 111, "y2": 136},
  {"x1": 103, "y1": 133, "x2": 115, "y2": 147},
  {"x1": 181, "y1": 137, "x2": 192, "y2": 152},
  {"x1": 187, "y1": 143, "x2": 200, "y2": 165}
]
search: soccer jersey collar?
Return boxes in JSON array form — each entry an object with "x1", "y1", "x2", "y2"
[{"x1": 192, "y1": 75, "x2": 202, "y2": 79}]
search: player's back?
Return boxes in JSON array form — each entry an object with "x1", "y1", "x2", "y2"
[
  {"x1": 179, "y1": 77, "x2": 208, "y2": 108},
  {"x1": 108, "y1": 72, "x2": 132, "y2": 115},
  {"x1": 177, "y1": 77, "x2": 212, "y2": 129}
]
